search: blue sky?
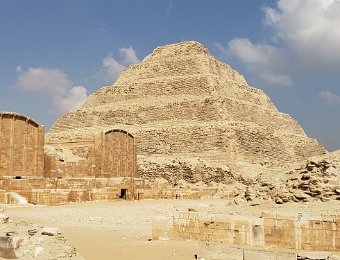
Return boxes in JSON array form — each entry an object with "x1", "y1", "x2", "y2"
[{"x1": 1, "y1": 0, "x2": 340, "y2": 151}]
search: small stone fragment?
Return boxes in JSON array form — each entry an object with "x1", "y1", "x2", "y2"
[{"x1": 41, "y1": 227, "x2": 60, "y2": 236}]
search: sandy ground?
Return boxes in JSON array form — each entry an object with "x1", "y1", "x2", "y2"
[
  {"x1": 3, "y1": 200, "x2": 210, "y2": 260},
  {"x1": 2, "y1": 199, "x2": 340, "y2": 260}
]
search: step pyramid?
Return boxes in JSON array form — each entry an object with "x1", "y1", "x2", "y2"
[{"x1": 46, "y1": 41, "x2": 325, "y2": 182}]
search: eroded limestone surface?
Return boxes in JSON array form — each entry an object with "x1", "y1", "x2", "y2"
[
  {"x1": 240, "y1": 150, "x2": 340, "y2": 204},
  {"x1": 46, "y1": 41, "x2": 326, "y2": 183}
]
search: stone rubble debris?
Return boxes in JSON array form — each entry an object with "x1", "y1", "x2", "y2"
[{"x1": 0, "y1": 210, "x2": 83, "y2": 259}]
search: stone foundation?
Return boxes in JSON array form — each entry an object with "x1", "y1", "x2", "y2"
[
  {"x1": 197, "y1": 242, "x2": 339, "y2": 260},
  {"x1": 0, "y1": 177, "x2": 234, "y2": 205},
  {"x1": 152, "y1": 211, "x2": 340, "y2": 252}
]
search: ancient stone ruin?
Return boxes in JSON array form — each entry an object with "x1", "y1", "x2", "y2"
[
  {"x1": 0, "y1": 41, "x2": 337, "y2": 205},
  {"x1": 0, "y1": 112, "x2": 44, "y2": 178},
  {"x1": 153, "y1": 209, "x2": 340, "y2": 258},
  {"x1": 0, "y1": 210, "x2": 83, "y2": 259},
  {"x1": 45, "y1": 128, "x2": 136, "y2": 179},
  {"x1": 0, "y1": 111, "x2": 139, "y2": 205},
  {"x1": 0, "y1": 41, "x2": 339, "y2": 258},
  {"x1": 47, "y1": 41, "x2": 325, "y2": 184}
]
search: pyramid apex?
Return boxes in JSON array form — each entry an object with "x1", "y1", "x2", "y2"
[{"x1": 149, "y1": 40, "x2": 209, "y2": 57}]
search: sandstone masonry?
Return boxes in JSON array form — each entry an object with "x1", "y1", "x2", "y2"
[
  {"x1": 0, "y1": 112, "x2": 44, "y2": 177},
  {"x1": 46, "y1": 41, "x2": 326, "y2": 183}
]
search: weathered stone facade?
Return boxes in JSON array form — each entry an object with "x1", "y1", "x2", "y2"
[
  {"x1": 0, "y1": 112, "x2": 136, "y2": 181},
  {"x1": 46, "y1": 41, "x2": 326, "y2": 182},
  {"x1": 153, "y1": 211, "x2": 340, "y2": 251},
  {"x1": 0, "y1": 41, "x2": 338, "y2": 258},
  {"x1": 0, "y1": 112, "x2": 138, "y2": 205},
  {"x1": 0, "y1": 42, "x2": 334, "y2": 208},
  {"x1": 45, "y1": 129, "x2": 136, "y2": 178},
  {"x1": 0, "y1": 112, "x2": 44, "y2": 178}
]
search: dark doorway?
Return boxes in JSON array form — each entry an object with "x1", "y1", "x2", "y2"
[
  {"x1": 120, "y1": 189, "x2": 127, "y2": 199},
  {"x1": 15, "y1": 176, "x2": 22, "y2": 179}
]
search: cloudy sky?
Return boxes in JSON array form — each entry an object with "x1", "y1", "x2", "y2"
[{"x1": 1, "y1": 0, "x2": 340, "y2": 151}]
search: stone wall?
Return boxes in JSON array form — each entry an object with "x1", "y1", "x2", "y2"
[
  {"x1": 0, "y1": 112, "x2": 138, "y2": 204},
  {"x1": 0, "y1": 112, "x2": 44, "y2": 177},
  {"x1": 0, "y1": 177, "x2": 135, "y2": 205},
  {"x1": 0, "y1": 176, "x2": 236, "y2": 205},
  {"x1": 44, "y1": 129, "x2": 137, "y2": 178},
  {"x1": 152, "y1": 211, "x2": 340, "y2": 252},
  {"x1": 101, "y1": 129, "x2": 136, "y2": 178},
  {"x1": 198, "y1": 243, "x2": 297, "y2": 260},
  {"x1": 197, "y1": 242, "x2": 338, "y2": 260}
]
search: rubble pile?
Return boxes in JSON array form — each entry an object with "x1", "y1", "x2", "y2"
[
  {"x1": 237, "y1": 151, "x2": 340, "y2": 205},
  {"x1": 0, "y1": 209, "x2": 83, "y2": 259}
]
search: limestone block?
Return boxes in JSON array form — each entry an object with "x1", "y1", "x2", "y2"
[
  {"x1": 298, "y1": 252, "x2": 333, "y2": 259},
  {"x1": 206, "y1": 251, "x2": 242, "y2": 260},
  {"x1": 335, "y1": 237, "x2": 340, "y2": 249},
  {"x1": 263, "y1": 217, "x2": 278, "y2": 227},
  {"x1": 41, "y1": 227, "x2": 59, "y2": 236},
  {"x1": 243, "y1": 249, "x2": 296, "y2": 260},
  {"x1": 0, "y1": 112, "x2": 44, "y2": 178},
  {"x1": 276, "y1": 218, "x2": 295, "y2": 229},
  {"x1": 152, "y1": 209, "x2": 340, "y2": 251}
]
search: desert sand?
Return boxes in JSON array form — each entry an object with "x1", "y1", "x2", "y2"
[
  {"x1": 4, "y1": 200, "x2": 204, "y2": 260},
  {"x1": 2, "y1": 199, "x2": 340, "y2": 260}
]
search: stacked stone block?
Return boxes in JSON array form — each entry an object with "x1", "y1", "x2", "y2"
[
  {"x1": 47, "y1": 41, "x2": 326, "y2": 181},
  {"x1": 44, "y1": 129, "x2": 137, "y2": 178},
  {"x1": 101, "y1": 129, "x2": 136, "y2": 178},
  {"x1": 0, "y1": 112, "x2": 44, "y2": 177},
  {"x1": 152, "y1": 211, "x2": 340, "y2": 251},
  {"x1": 198, "y1": 243, "x2": 298, "y2": 260}
]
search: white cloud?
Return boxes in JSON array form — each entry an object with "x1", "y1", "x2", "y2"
[
  {"x1": 264, "y1": 0, "x2": 340, "y2": 65},
  {"x1": 52, "y1": 86, "x2": 88, "y2": 115},
  {"x1": 228, "y1": 38, "x2": 274, "y2": 63},
  {"x1": 16, "y1": 67, "x2": 72, "y2": 95},
  {"x1": 220, "y1": 0, "x2": 340, "y2": 86},
  {"x1": 101, "y1": 47, "x2": 140, "y2": 83},
  {"x1": 260, "y1": 72, "x2": 291, "y2": 86},
  {"x1": 16, "y1": 66, "x2": 88, "y2": 116},
  {"x1": 101, "y1": 54, "x2": 125, "y2": 83},
  {"x1": 16, "y1": 65, "x2": 22, "y2": 72},
  {"x1": 319, "y1": 91, "x2": 340, "y2": 105},
  {"x1": 119, "y1": 47, "x2": 140, "y2": 65},
  {"x1": 226, "y1": 38, "x2": 291, "y2": 86},
  {"x1": 227, "y1": 38, "x2": 277, "y2": 64}
]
